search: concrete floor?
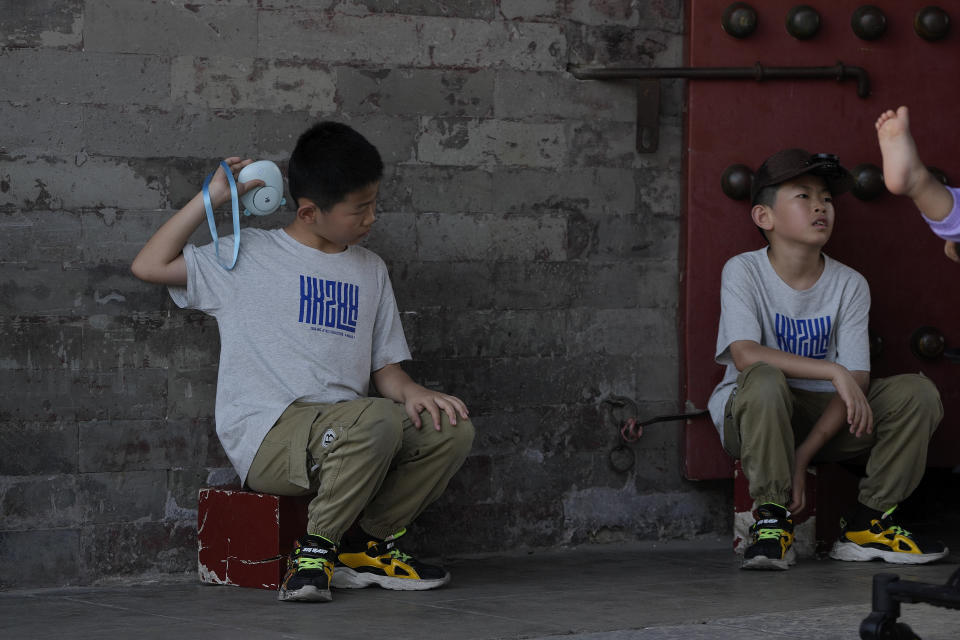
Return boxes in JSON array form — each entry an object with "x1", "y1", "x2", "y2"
[{"x1": 3, "y1": 537, "x2": 958, "y2": 640}]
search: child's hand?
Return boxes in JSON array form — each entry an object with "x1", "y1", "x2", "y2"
[
  {"x1": 946, "y1": 240, "x2": 959, "y2": 263},
  {"x1": 207, "y1": 157, "x2": 264, "y2": 208},
  {"x1": 788, "y1": 466, "x2": 806, "y2": 514},
  {"x1": 831, "y1": 366, "x2": 873, "y2": 437},
  {"x1": 404, "y1": 388, "x2": 469, "y2": 431}
]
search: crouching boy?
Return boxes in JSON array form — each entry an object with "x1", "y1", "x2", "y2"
[{"x1": 707, "y1": 148, "x2": 946, "y2": 570}]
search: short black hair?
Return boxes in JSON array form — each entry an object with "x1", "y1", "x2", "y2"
[
  {"x1": 752, "y1": 184, "x2": 779, "y2": 208},
  {"x1": 287, "y1": 122, "x2": 384, "y2": 212}
]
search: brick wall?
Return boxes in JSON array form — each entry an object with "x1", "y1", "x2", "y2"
[{"x1": 0, "y1": 0, "x2": 729, "y2": 588}]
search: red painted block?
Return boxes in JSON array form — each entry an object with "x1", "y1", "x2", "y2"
[
  {"x1": 682, "y1": 416, "x2": 734, "y2": 480},
  {"x1": 197, "y1": 488, "x2": 311, "y2": 590}
]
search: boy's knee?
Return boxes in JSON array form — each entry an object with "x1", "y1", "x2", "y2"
[
  {"x1": 873, "y1": 374, "x2": 943, "y2": 439},
  {"x1": 354, "y1": 398, "x2": 404, "y2": 454},
  {"x1": 737, "y1": 362, "x2": 789, "y2": 400},
  {"x1": 897, "y1": 374, "x2": 943, "y2": 421},
  {"x1": 418, "y1": 414, "x2": 475, "y2": 461},
  {"x1": 446, "y1": 416, "x2": 475, "y2": 458}
]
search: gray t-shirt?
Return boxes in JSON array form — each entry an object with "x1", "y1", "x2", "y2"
[
  {"x1": 707, "y1": 248, "x2": 871, "y2": 443},
  {"x1": 169, "y1": 228, "x2": 411, "y2": 484}
]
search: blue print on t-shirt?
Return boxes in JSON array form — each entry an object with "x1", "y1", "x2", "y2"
[
  {"x1": 775, "y1": 313, "x2": 831, "y2": 359},
  {"x1": 298, "y1": 275, "x2": 359, "y2": 333}
]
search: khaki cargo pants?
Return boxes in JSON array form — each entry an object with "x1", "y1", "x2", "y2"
[
  {"x1": 246, "y1": 397, "x2": 474, "y2": 543},
  {"x1": 722, "y1": 362, "x2": 942, "y2": 512}
]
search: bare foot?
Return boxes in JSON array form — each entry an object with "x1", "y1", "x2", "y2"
[{"x1": 876, "y1": 106, "x2": 927, "y2": 197}]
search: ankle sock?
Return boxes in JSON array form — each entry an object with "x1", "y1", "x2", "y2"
[{"x1": 845, "y1": 502, "x2": 886, "y2": 530}]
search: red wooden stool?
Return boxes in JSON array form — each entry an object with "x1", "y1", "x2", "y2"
[{"x1": 197, "y1": 488, "x2": 310, "y2": 589}]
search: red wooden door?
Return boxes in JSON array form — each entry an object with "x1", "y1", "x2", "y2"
[{"x1": 683, "y1": 0, "x2": 960, "y2": 479}]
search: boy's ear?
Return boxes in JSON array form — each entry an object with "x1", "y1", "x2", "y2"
[
  {"x1": 751, "y1": 204, "x2": 774, "y2": 233},
  {"x1": 296, "y1": 199, "x2": 320, "y2": 223}
]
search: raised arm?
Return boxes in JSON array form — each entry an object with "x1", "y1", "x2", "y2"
[{"x1": 131, "y1": 158, "x2": 261, "y2": 285}]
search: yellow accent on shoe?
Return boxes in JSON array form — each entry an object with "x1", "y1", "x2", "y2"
[
  {"x1": 842, "y1": 520, "x2": 923, "y2": 554},
  {"x1": 338, "y1": 541, "x2": 424, "y2": 579},
  {"x1": 332, "y1": 530, "x2": 451, "y2": 591},
  {"x1": 829, "y1": 512, "x2": 948, "y2": 565}
]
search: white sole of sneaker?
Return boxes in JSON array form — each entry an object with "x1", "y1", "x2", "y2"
[
  {"x1": 829, "y1": 541, "x2": 949, "y2": 565},
  {"x1": 278, "y1": 585, "x2": 332, "y2": 602},
  {"x1": 741, "y1": 547, "x2": 796, "y2": 571},
  {"x1": 331, "y1": 567, "x2": 451, "y2": 591}
]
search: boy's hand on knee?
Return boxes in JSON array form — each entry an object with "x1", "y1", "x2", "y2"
[
  {"x1": 404, "y1": 390, "x2": 469, "y2": 431},
  {"x1": 372, "y1": 364, "x2": 469, "y2": 431}
]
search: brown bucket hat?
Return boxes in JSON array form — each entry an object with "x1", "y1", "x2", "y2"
[{"x1": 751, "y1": 148, "x2": 854, "y2": 204}]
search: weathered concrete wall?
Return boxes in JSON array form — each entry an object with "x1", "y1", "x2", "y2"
[{"x1": 0, "y1": 0, "x2": 729, "y2": 588}]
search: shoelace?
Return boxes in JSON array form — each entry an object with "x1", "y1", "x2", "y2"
[
  {"x1": 296, "y1": 556, "x2": 330, "y2": 571},
  {"x1": 387, "y1": 546, "x2": 413, "y2": 563},
  {"x1": 379, "y1": 528, "x2": 414, "y2": 563},
  {"x1": 876, "y1": 519, "x2": 913, "y2": 538},
  {"x1": 754, "y1": 527, "x2": 784, "y2": 541}
]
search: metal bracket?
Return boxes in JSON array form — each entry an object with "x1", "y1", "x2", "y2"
[{"x1": 568, "y1": 62, "x2": 871, "y2": 153}]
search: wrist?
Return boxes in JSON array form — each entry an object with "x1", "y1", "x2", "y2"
[{"x1": 830, "y1": 361, "x2": 849, "y2": 380}]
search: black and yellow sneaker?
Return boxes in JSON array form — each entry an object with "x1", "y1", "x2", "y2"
[
  {"x1": 278, "y1": 534, "x2": 336, "y2": 602},
  {"x1": 331, "y1": 528, "x2": 450, "y2": 591},
  {"x1": 830, "y1": 505, "x2": 949, "y2": 565},
  {"x1": 741, "y1": 503, "x2": 796, "y2": 571}
]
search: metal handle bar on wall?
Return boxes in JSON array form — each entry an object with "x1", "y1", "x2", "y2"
[{"x1": 567, "y1": 62, "x2": 871, "y2": 153}]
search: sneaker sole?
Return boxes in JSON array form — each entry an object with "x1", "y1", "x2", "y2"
[
  {"x1": 331, "y1": 566, "x2": 451, "y2": 591},
  {"x1": 278, "y1": 585, "x2": 332, "y2": 602},
  {"x1": 741, "y1": 547, "x2": 796, "y2": 571},
  {"x1": 829, "y1": 541, "x2": 949, "y2": 565}
]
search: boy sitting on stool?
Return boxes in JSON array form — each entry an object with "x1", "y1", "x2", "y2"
[
  {"x1": 707, "y1": 148, "x2": 947, "y2": 570},
  {"x1": 132, "y1": 122, "x2": 474, "y2": 601}
]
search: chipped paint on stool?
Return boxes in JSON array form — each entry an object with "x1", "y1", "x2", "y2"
[{"x1": 197, "y1": 488, "x2": 310, "y2": 589}]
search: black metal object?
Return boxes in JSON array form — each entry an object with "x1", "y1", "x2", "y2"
[
  {"x1": 635, "y1": 78, "x2": 660, "y2": 153},
  {"x1": 851, "y1": 5, "x2": 887, "y2": 41},
  {"x1": 620, "y1": 410, "x2": 709, "y2": 442},
  {"x1": 851, "y1": 163, "x2": 885, "y2": 200},
  {"x1": 721, "y1": 163, "x2": 754, "y2": 201},
  {"x1": 568, "y1": 62, "x2": 870, "y2": 98},
  {"x1": 722, "y1": 2, "x2": 758, "y2": 39},
  {"x1": 914, "y1": 6, "x2": 950, "y2": 42},
  {"x1": 786, "y1": 5, "x2": 821, "y2": 40},
  {"x1": 860, "y1": 569, "x2": 960, "y2": 639},
  {"x1": 928, "y1": 166, "x2": 950, "y2": 185},
  {"x1": 568, "y1": 62, "x2": 871, "y2": 153},
  {"x1": 910, "y1": 326, "x2": 945, "y2": 361}
]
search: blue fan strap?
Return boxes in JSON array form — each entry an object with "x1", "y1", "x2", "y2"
[{"x1": 201, "y1": 161, "x2": 242, "y2": 270}]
